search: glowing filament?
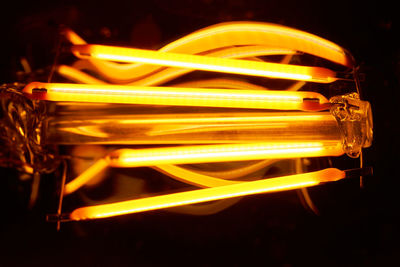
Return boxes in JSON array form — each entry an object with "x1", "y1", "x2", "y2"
[
  {"x1": 69, "y1": 168, "x2": 346, "y2": 220},
  {"x1": 24, "y1": 82, "x2": 329, "y2": 111},
  {"x1": 64, "y1": 141, "x2": 343, "y2": 195},
  {"x1": 71, "y1": 44, "x2": 338, "y2": 83},
  {"x1": 108, "y1": 142, "x2": 343, "y2": 167}
]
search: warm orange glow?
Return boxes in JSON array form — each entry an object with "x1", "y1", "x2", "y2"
[
  {"x1": 45, "y1": 24, "x2": 359, "y2": 222},
  {"x1": 23, "y1": 82, "x2": 329, "y2": 111},
  {"x1": 72, "y1": 44, "x2": 337, "y2": 83},
  {"x1": 70, "y1": 45, "x2": 298, "y2": 85},
  {"x1": 108, "y1": 142, "x2": 343, "y2": 168},
  {"x1": 119, "y1": 113, "x2": 329, "y2": 125},
  {"x1": 64, "y1": 46, "x2": 298, "y2": 85},
  {"x1": 64, "y1": 158, "x2": 108, "y2": 195},
  {"x1": 57, "y1": 65, "x2": 106, "y2": 84},
  {"x1": 61, "y1": 23, "x2": 352, "y2": 85},
  {"x1": 153, "y1": 165, "x2": 241, "y2": 188},
  {"x1": 62, "y1": 27, "x2": 87, "y2": 45},
  {"x1": 69, "y1": 168, "x2": 346, "y2": 220},
  {"x1": 160, "y1": 22, "x2": 352, "y2": 67},
  {"x1": 63, "y1": 141, "x2": 343, "y2": 195}
]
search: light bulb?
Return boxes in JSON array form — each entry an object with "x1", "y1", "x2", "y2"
[{"x1": 0, "y1": 22, "x2": 373, "y2": 225}]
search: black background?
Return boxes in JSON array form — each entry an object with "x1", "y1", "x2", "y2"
[{"x1": 0, "y1": 1, "x2": 399, "y2": 266}]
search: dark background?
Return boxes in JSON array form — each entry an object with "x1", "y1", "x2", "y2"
[{"x1": 0, "y1": 1, "x2": 399, "y2": 266}]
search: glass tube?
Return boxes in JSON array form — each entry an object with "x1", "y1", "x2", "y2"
[{"x1": 43, "y1": 102, "x2": 341, "y2": 145}]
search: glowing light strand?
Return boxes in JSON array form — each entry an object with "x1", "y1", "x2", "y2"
[
  {"x1": 64, "y1": 142, "x2": 343, "y2": 195},
  {"x1": 69, "y1": 168, "x2": 346, "y2": 220},
  {"x1": 72, "y1": 44, "x2": 338, "y2": 83},
  {"x1": 23, "y1": 82, "x2": 329, "y2": 111}
]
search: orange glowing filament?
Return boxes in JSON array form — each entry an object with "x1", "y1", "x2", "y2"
[
  {"x1": 69, "y1": 168, "x2": 346, "y2": 220},
  {"x1": 23, "y1": 82, "x2": 330, "y2": 111},
  {"x1": 71, "y1": 44, "x2": 338, "y2": 83},
  {"x1": 64, "y1": 142, "x2": 343, "y2": 195}
]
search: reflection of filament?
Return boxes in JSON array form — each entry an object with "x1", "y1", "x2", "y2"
[
  {"x1": 24, "y1": 82, "x2": 329, "y2": 111},
  {"x1": 72, "y1": 44, "x2": 337, "y2": 83},
  {"x1": 69, "y1": 168, "x2": 346, "y2": 220}
]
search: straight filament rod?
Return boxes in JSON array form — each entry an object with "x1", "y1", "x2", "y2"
[
  {"x1": 69, "y1": 168, "x2": 346, "y2": 220},
  {"x1": 71, "y1": 44, "x2": 338, "y2": 83},
  {"x1": 23, "y1": 82, "x2": 330, "y2": 111},
  {"x1": 64, "y1": 141, "x2": 343, "y2": 194}
]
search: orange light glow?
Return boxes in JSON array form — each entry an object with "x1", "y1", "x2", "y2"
[
  {"x1": 64, "y1": 141, "x2": 343, "y2": 195},
  {"x1": 72, "y1": 44, "x2": 337, "y2": 83},
  {"x1": 64, "y1": 158, "x2": 109, "y2": 195},
  {"x1": 57, "y1": 65, "x2": 106, "y2": 84},
  {"x1": 60, "y1": 23, "x2": 352, "y2": 85},
  {"x1": 62, "y1": 27, "x2": 87, "y2": 45},
  {"x1": 107, "y1": 142, "x2": 343, "y2": 167},
  {"x1": 65, "y1": 45, "x2": 298, "y2": 85},
  {"x1": 23, "y1": 82, "x2": 329, "y2": 111},
  {"x1": 160, "y1": 22, "x2": 352, "y2": 68},
  {"x1": 153, "y1": 165, "x2": 241, "y2": 188},
  {"x1": 69, "y1": 168, "x2": 346, "y2": 220},
  {"x1": 44, "y1": 23, "x2": 360, "y2": 223}
]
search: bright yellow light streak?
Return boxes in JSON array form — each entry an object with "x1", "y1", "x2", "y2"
[
  {"x1": 118, "y1": 113, "x2": 329, "y2": 125},
  {"x1": 72, "y1": 44, "x2": 337, "y2": 83},
  {"x1": 68, "y1": 45, "x2": 297, "y2": 85},
  {"x1": 108, "y1": 142, "x2": 343, "y2": 168},
  {"x1": 64, "y1": 24, "x2": 344, "y2": 84},
  {"x1": 69, "y1": 168, "x2": 346, "y2": 220},
  {"x1": 62, "y1": 23, "x2": 352, "y2": 85},
  {"x1": 64, "y1": 142, "x2": 343, "y2": 195},
  {"x1": 64, "y1": 22, "x2": 352, "y2": 68},
  {"x1": 23, "y1": 82, "x2": 329, "y2": 111},
  {"x1": 122, "y1": 46, "x2": 298, "y2": 86}
]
